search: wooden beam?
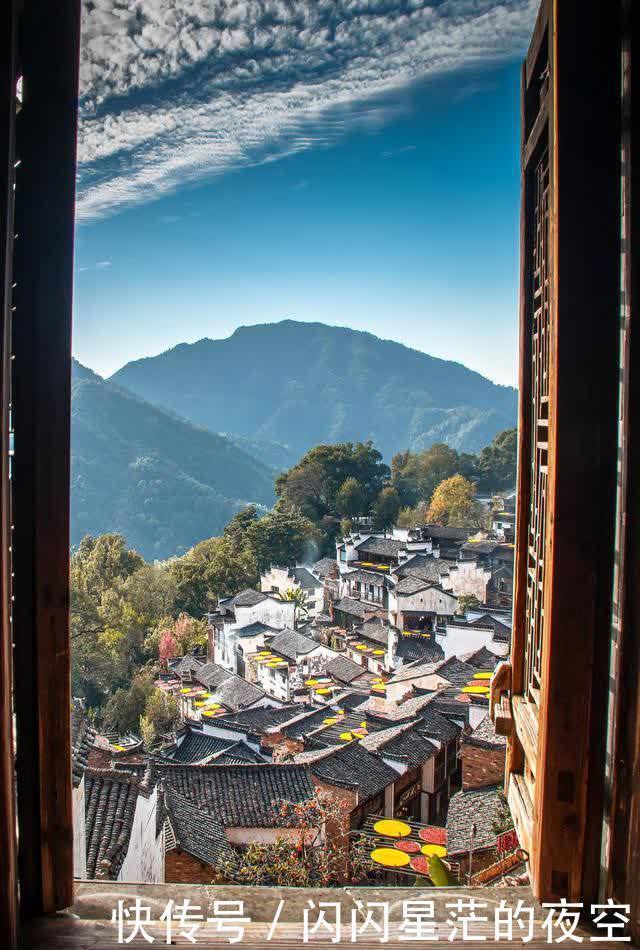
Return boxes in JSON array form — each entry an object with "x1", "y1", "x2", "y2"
[
  {"x1": 11, "y1": 0, "x2": 81, "y2": 916},
  {"x1": 0, "y1": 1, "x2": 20, "y2": 945}
]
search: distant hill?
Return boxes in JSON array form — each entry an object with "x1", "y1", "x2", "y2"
[
  {"x1": 110, "y1": 321, "x2": 517, "y2": 459},
  {"x1": 71, "y1": 361, "x2": 275, "y2": 560}
]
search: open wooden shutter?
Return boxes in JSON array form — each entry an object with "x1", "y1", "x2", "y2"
[{"x1": 505, "y1": 0, "x2": 622, "y2": 903}]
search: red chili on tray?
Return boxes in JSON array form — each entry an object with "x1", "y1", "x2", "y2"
[
  {"x1": 418, "y1": 827, "x2": 447, "y2": 845},
  {"x1": 410, "y1": 855, "x2": 431, "y2": 874},
  {"x1": 394, "y1": 839, "x2": 421, "y2": 854}
]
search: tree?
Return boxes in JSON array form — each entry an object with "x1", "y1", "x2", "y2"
[
  {"x1": 475, "y1": 428, "x2": 517, "y2": 492},
  {"x1": 247, "y1": 508, "x2": 320, "y2": 573},
  {"x1": 427, "y1": 475, "x2": 487, "y2": 529},
  {"x1": 396, "y1": 500, "x2": 431, "y2": 529},
  {"x1": 71, "y1": 534, "x2": 156, "y2": 706},
  {"x1": 373, "y1": 486, "x2": 401, "y2": 530},
  {"x1": 140, "y1": 689, "x2": 179, "y2": 749},
  {"x1": 218, "y1": 788, "x2": 370, "y2": 886},
  {"x1": 276, "y1": 442, "x2": 390, "y2": 550},
  {"x1": 457, "y1": 593, "x2": 483, "y2": 616},
  {"x1": 281, "y1": 587, "x2": 309, "y2": 625},
  {"x1": 391, "y1": 443, "x2": 475, "y2": 508},
  {"x1": 103, "y1": 671, "x2": 155, "y2": 736},
  {"x1": 158, "y1": 630, "x2": 178, "y2": 668},
  {"x1": 335, "y1": 477, "x2": 366, "y2": 519},
  {"x1": 171, "y1": 535, "x2": 258, "y2": 616},
  {"x1": 147, "y1": 612, "x2": 208, "y2": 659}
]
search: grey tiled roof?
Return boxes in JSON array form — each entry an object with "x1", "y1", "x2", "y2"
[
  {"x1": 288, "y1": 566, "x2": 323, "y2": 589},
  {"x1": 344, "y1": 569, "x2": 387, "y2": 586},
  {"x1": 212, "y1": 675, "x2": 267, "y2": 712},
  {"x1": 85, "y1": 769, "x2": 140, "y2": 879},
  {"x1": 416, "y1": 706, "x2": 462, "y2": 744},
  {"x1": 461, "y1": 540, "x2": 514, "y2": 558},
  {"x1": 387, "y1": 659, "x2": 444, "y2": 684},
  {"x1": 359, "y1": 692, "x2": 437, "y2": 724},
  {"x1": 170, "y1": 654, "x2": 206, "y2": 678},
  {"x1": 163, "y1": 785, "x2": 235, "y2": 867},
  {"x1": 333, "y1": 597, "x2": 374, "y2": 620},
  {"x1": 157, "y1": 763, "x2": 316, "y2": 827},
  {"x1": 465, "y1": 716, "x2": 507, "y2": 749},
  {"x1": 362, "y1": 721, "x2": 436, "y2": 766},
  {"x1": 421, "y1": 524, "x2": 471, "y2": 541},
  {"x1": 395, "y1": 636, "x2": 445, "y2": 664},
  {"x1": 194, "y1": 662, "x2": 234, "y2": 691},
  {"x1": 446, "y1": 784, "x2": 506, "y2": 856},
  {"x1": 356, "y1": 537, "x2": 404, "y2": 559},
  {"x1": 71, "y1": 698, "x2": 95, "y2": 788},
  {"x1": 313, "y1": 558, "x2": 338, "y2": 579},
  {"x1": 395, "y1": 575, "x2": 433, "y2": 595},
  {"x1": 211, "y1": 742, "x2": 265, "y2": 765},
  {"x1": 212, "y1": 704, "x2": 310, "y2": 737},
  {"x1": 460, "y1": 646, "x2": 501, "y2": 670},
  {"x1": 468, "y1": 615, "x2": 512, "y2": 643},
  {"x1": 234, "y1": 621, "x2": 279, "y2": 638},
  {"x1": 305, "y1": 742, "x2": 397, "y2": 801},
  {"x1": 356, "y1": 616, "x2": 392, "y2": 646},
  {"x1": 394, "y1": 555, "x2": 454, "y2": 583},
  {"x1": 227, "y1": 588, "x2": 268, "y2": 608},
  {"x1": 436, "y1": 657, "x2": 478, "y2": 688},
  {"x1": 326, "y1": 655, "x2": 368, "y2": 684},
  {"x1": 266, "y1": 628, "x2": 318, "y2": 661},
  {"x1": 166, "y1": 730, "x2": 238, "y2": 763},
  {"x1": 280, "y1": 706, "x2": 341, "y2": 741}
]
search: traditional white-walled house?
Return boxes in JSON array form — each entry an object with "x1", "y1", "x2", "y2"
[
  {"x1": 84, "y1": 764, "x2": 164, "y2": 882},
  {"x1": 156, "y1": 761, "x2": 319, "y2": 848},
  {"x1": 388, "y1": 578, "x2": 459, "y2": 633},
  {"x1": 336, "y1": 527, "x2": 439, "y2": 576},
  {"x1": 71, "y1": 699, "x2": 95, "y2": 879},
  {"x1": 254, "y1": 628, "x2": 340, "y2": 702},
  {"x1": 260, "y1": 565, "x2": 324, "y2": 617},
  {"x1": 438, "y1": 615, "x2": 511, "y2": 660},
  {"x1": 338, "y1": 567, "x2": 389, "y2": 608},
  {"x1": 440, "y1": 558, "x2": 494, "y2": 603}
]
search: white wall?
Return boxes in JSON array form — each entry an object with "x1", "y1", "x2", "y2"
[
  {"x1": 440, "y1": 560, "x2": 492, "y2": 603},
  {"x1": 118, "y1": 786, "x2": 165, "y2": 884},
  {"x1": 72, "y1": 779, "x2": 87, "y2": 879},
  {"x1": 260, "y1": 568, "x2": 323, "y2": 617},
  {"x1": 235, "y1": 598, "x2": 296, "y2": 629},
  {"x1": 437, "y1": 621, "x2": 509, "y2": 660},
  {"x1": 390, "y1": 586, "x2": 458, "y2": 625}
]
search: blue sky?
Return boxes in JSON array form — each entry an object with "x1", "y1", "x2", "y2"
[{"x1": 74, "y1": 1, "x2": 537, "y2": 387}]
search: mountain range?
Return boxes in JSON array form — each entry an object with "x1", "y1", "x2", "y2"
[
  {"x1": 72, "y1": 321, "x2": 517, "y2": 559},
  {"x1": 111, "y1": 321, "x2": 517, "y2": 460},
  {"x1": 71, "y1": 360, "x2": 276, "y2": 560}
]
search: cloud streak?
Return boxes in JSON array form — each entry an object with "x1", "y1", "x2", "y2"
[{"x1": 77, "y1": 0, "x2": 538, "y2": 220}]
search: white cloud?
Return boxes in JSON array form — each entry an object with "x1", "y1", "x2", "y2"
[
  {"x1": 77, "y1": 259, "x2": 112, "y2": 272},
  {"x1": 77, "y1": 0, "x2": 538, "y2": 220}
]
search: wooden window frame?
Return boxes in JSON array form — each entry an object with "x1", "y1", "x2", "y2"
[
  {"x1": 0, "y1": 0, "x2": 81, "y2": 940},
  {"x1": 508, "y1": 0, "x2": 622, "y2": 905},
  {"x1": 0, "y1": 0, "x2": 637, "y2": 943}
]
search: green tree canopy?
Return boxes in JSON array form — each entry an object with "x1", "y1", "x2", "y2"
[
  {"x1": 427, "y1": 475, "x2": 487, "y2": 529},
  {"x1": 475, "y1": 428, "x2": 517, "y2": 491},
  {"x1": 373, "y1": 486, "x2": 402, "y2": 530},
  {"x1": 334, "y1": 477, "x2": 367, "y2": 519}
]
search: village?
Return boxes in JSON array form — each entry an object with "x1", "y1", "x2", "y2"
[{"x1": 71, "y1": 492, "x2": 523, "y2": 889}]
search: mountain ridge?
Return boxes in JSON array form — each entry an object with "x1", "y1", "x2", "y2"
[
  {"x1": 110, "y1": 320, "x2": 517, "y2": 458},
  {"x1": 71, "y1": 360, "x2": 276, "y2": 560}
]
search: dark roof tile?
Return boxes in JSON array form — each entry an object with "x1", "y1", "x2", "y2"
[{"x1": 157, "y1": 762, "x2": 316, "y2": 828}]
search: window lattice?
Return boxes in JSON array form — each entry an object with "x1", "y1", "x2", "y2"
[{"x1": 524, "y1": 147, "x2": 550, "y2": 707}]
